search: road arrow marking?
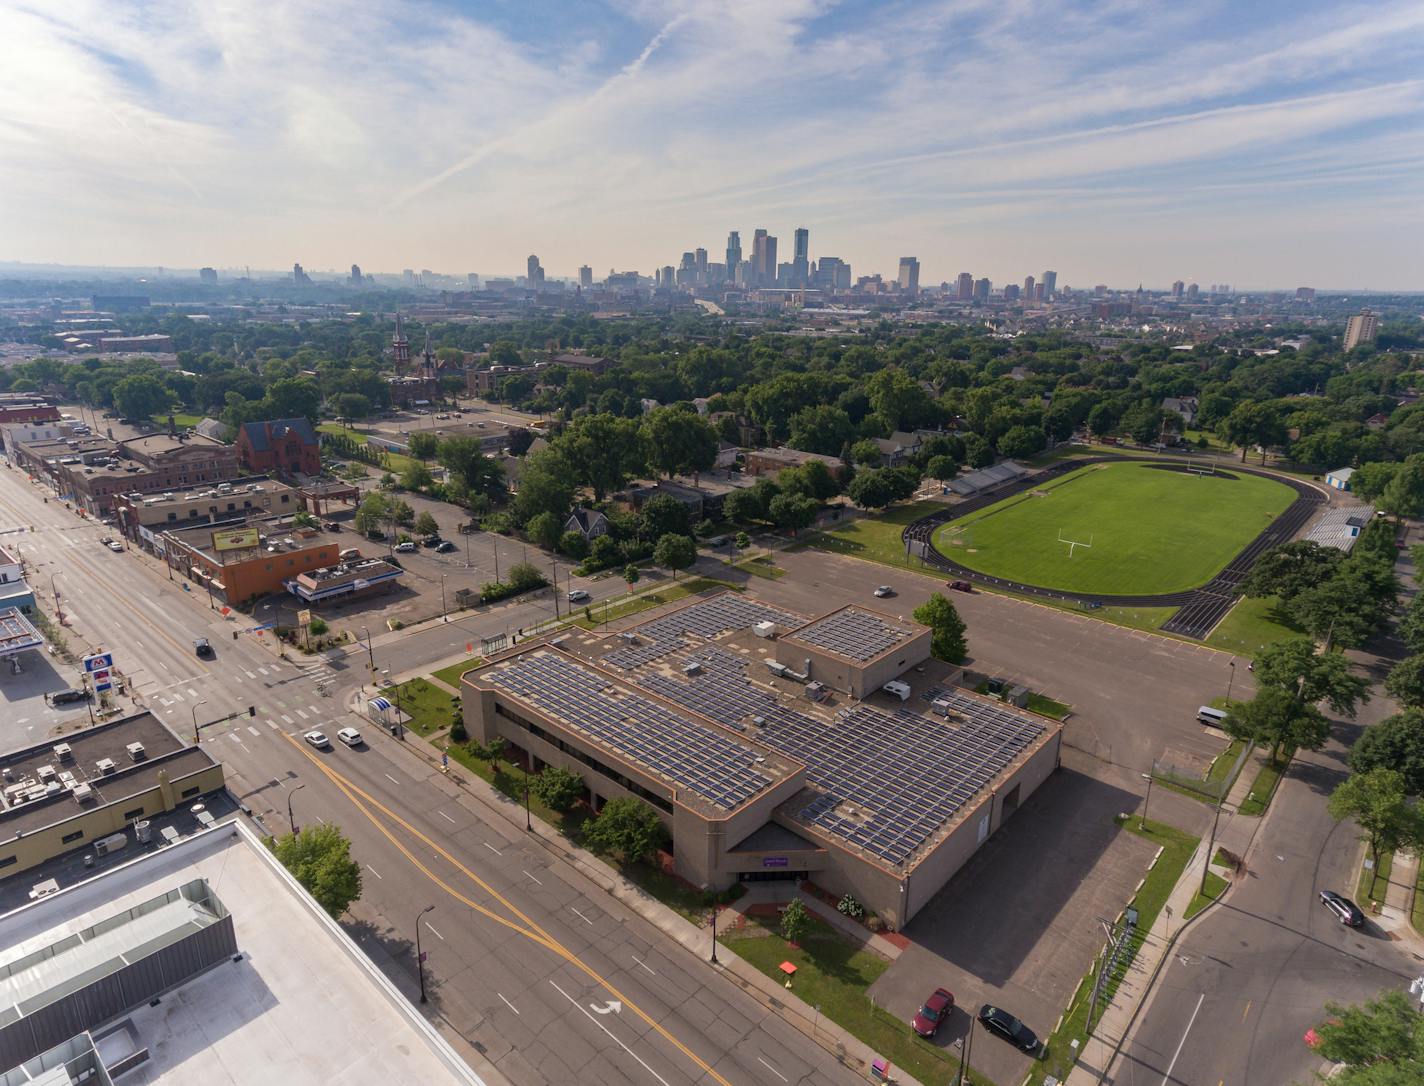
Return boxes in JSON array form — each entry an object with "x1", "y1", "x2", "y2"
[{"x1": 590, "y1": 1000, "x2": 622, "y2": 1015}]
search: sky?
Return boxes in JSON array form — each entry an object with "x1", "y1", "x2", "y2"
[{"x1": 2, "y1": 0, "x2": 1423, "y2": 290}]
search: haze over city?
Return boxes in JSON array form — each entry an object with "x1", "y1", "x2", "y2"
[{"x1": 3, "y1": 0, "x2": 1423, "y2": 288}]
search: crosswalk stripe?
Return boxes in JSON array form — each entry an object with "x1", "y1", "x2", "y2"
[
  {"x1": 281, "y1": 713, "x2": 293, "y2": 724},
  {"x1": 295, "y1": 709, "x2": 309, "y2": 720}
]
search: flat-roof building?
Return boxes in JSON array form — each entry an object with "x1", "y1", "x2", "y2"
[
  {"x1": 113, "y1": 478, "x2": 298, "y2": 546},
  {"x1": 162, "y1": 517, "x2": 340, "y2": 607},
  {"x1": 284, "y1": 555, "x2": 404, "y2": 604},
  {"x1": 0, "y1": 824, "x2": 485, "y2": 1085},
  {"x1": 462, "y1": 592, "x2": 1061, "y2": 928}
]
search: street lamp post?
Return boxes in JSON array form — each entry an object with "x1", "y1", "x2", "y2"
[
  {"x1": 956, "y1": 1014, "x2": 975, "y2": 1086},
  {"x1": 440, "y1": 575, "x2": 447, "y2": 622},
  {"x1": 49, "y1": 573, "x2": 62, "y2": 625},
  {"x1": 415, "y1": 904, "x2": 435, "y2": 1003},
  {"x1": 709, "y1": 903, "x2": 719, "y2": 964},
  {"x1": 551, "y1": 557, "x2": 559, "y2": 619},
  {"x1": 1225, "y1": 658, "x2": 1237, "y2": 703},
  {"x1": 288, "y1": 783, "x2": 306, "y2": 834},
  {"x1": 523, "y1": 761, "x2": 532, "y2": 831},
  {"x1": 190, "y1": 700, "x2": 207, "y2": 746},
  {"x1": 361, "y1": 625, "x2": 375, "y2": 687},
  {"x1": 1140, "y1": 771, "x2": 1154, "y2": 831}
]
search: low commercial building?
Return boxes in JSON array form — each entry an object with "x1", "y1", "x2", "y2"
[
  {"x1": 162, "y1": 518, "x2": 340, "y2": 606},
  {"x1": 0, "y1": 396, "x2": 61, "y2": 425},
  {"x1": 742, "y1": 446, "x2": 846, "y2": 479},
  {"x1": 461, "y1": 592, "x2": 1061, "y2": 928},
  {"x1": 284, "y1": 555, "x2": 404, "y2": 605},
  {"x1": 113, "y1": 478, "x2": 299, "y2": 547},
  {"x1": 0, "y1": 712, "x2": 225, "y2": 879},
  {"x1": 0, "y1": 825, "x2": 485, "y2": 1085},
  {"x1": 467, "y1": 363, "x2": 544, "y2": 396},
  {"x1": 97, "y1": 333, "x2": 174, "y2": 353}
]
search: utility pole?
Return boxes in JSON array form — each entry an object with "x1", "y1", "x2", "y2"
[{"x1": 440, "y1": 575, "x2": 447, "y2": 622}]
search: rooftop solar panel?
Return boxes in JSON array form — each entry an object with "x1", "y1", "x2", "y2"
[
  {"x1": 789, "y1": 608, "x2": 912, "y2": 662},
  {"x1": 602, "y1": 595, "x2": 802, "y2": 670}
]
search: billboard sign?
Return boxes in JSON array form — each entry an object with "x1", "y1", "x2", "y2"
[
  {"x1": 83, "y1": 652, "x2": 115, "y2": 693},
  {"x1": 212, "y1": 527, "x2": 260, "y2": 552}
]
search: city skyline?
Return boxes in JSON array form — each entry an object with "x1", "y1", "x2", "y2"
[{"x1": 2, "y1": 1, "x2": 1423, "y2": 288}]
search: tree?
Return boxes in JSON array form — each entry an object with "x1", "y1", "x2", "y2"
[
  {"x1": 997, "y1": 424, "x2": 1046, "y2": 459},
  {"x1": 438, "y1": 436, "x2": 507, "y2": 501},
  {"x1": 530, "y1": 765, "x2": 584, "y2": 812},
  {"x1": 734, "y1": 531, "x2": 750, "y2": 550},
  {"x1": 850, "y1": 438, "x2": 883, "y2": 466},
  {"x1": 556, "y1": 414, "x2": 644, "y2": 500},
  {"x1": 1222, "y1": 686, "x2": 1330, "y2": 764},
  {"x1": 1351, "y1": 461, "x2": 1401, "y2": 503},
  {"x1": 408, "y1": 432, "x2": 439, "y2": 460},
  {"x1": 1253, "y1": 637, "x2": 1369, "y2": 717},
  {"x1": 1313, "y1": 989, "x2": 1424, "y2": 1083},
  {"x1": 391, "y1": 499, "x2": 415, "y2": 528},
  {"x1": 1217, "y1": 401, "x2": 1284, "y2": 463},
  {"x1": 269, "y1": 823, "x2": 363, "y2": 919},
  {"x1": 291, "y1": 510, "x2": 320, "y2": 530},
  {"x1": 112, "y1": 373, "x2": 171, "y2": 420},
  {"x1": 414, "y1": 511, "x2": 439, "y2": 537},
  {"x1": 623, "y1": 564, "x2": 640, "y2": 588},
  {"x1": 582, "y1": 796, "x2": 668, "y2": 863},
  {"x1": 641, "y1": 407, "x2": 718, "y2": 479},
  {"x1": 865, "y1": 367, "x2": 925, "y2": 431},
  {"x1": 1379, "y1": 454, "x2": 1424, "y2": 519},
  {"x1": 1328, "y1": 768, "x2": 1424, "y2": 879},
  {"x1": 527, "y1": 511, "x2": 563, "y2": 551},
  {"x1": 559, "y1": 530, "x2": 590, "y2": 560},
  {"x1": 846, "y1": 469, "x2": 895, "y2": 510},
  {"x1": 1290, "y1": 571, "x2": 1382, "y2": 649},
  {"x1": 962, "y1": 432, "x2": 994, "y2": 468},
  {"x1": 1349, "y1": 709, "x2": 1424, "y2": 794},
  {"x1": 589, "y1": 533, "x2": 621, "y2": 568},
  {"x1": 512, "y1": 449, "x2": 574, "y2": 524},
  {"x1": 768, "y1": 493, "x2": 817, "y2": 534},
  {"x1": 639, "y1": 494, "x2": 691, "y2": 540},
  {"x1": 779, "y1": 897, "x2": 809, "y2": 944},
  {"x1": 1385, "y1": 654, "x2": 1424, "y2": 708},
  {"x1": 400, "y1": 462, "x2": 433, "y2": 491},
  {"x1": 913, "y1": 593, "x2": 968, "y2": 663},
  {"x1": 788, "y1": 404, "x2": 855, "y2": 456},
  {"x1": 331, "y1": 392, "x2": 370, "y2": 420},
  {"x1": 722, "y1": 487, "x2": 764, "y2": 524},
  {"x1": 354, "y1": 491, "x2": 391, "y2": 536},
  {"x1": 1241, "y1": 541, "x2": 1343, "y2": 603},
  {"x1": 265, "y1": 376, "x2": 322, "y2": 421},
  {"x1": 926, "y1": 454, "x2": 958, "y2": 482},
  {"x1": 653, "y1": 533, "x2": 696, "y2": 579},
  {"x1": 1399, "y1": 595, "x2": 1424, "y2": 654}
]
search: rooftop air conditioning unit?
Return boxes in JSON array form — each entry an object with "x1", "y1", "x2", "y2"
[
  {"x1": 752, "y1": 621, "x2": 777, "y2": 639},
  {"x1": 52, "y1": 743, "x2": 73, "y2": 761},
  {"x1": 682, "y1": 661, "x2": 703, "y2": 675},
  {"x1": 72, "y1": 783, "x2": 94, "y2": 804},
  {"x1": 126, "y1": 742, "x2": 146, "y2": 761},
  {"x1": 765, "y1": 660, "x2": 788, "y2": 677},
  {"x1": 95, "y1": 758, "x2": 117, "y2": 775},
  {"x1": 36, "y1": 764, "x2": 56, "y2": 782}
]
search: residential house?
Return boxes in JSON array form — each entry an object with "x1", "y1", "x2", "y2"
[
  {"x1": 1162, "y1": 396, "x2": 1200, "y2": 427},
  {"x1": 564, "y1": 508, "x2": 610, "y2": 539}
]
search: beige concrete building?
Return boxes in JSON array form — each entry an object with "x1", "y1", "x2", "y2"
[
  {"x1": 461, "y1": 592, "x2": 1061, "y2": 928},
  {"x1": 0, "y1": 713, "x2": 226, "y2": 879}
]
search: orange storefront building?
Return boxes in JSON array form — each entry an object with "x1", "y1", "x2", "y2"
[{"x1": 162, "y1": 519, "x2": 340, "y2": 606}]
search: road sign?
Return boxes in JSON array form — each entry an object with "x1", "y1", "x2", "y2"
[{"x1": 297, "y1": 609, "x2": 312, "y2": 627}]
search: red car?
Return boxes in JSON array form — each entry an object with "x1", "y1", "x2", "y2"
[
  {"x1": 947, "y1": 580, "x2": 973, "y2": 593},
  {"x1": 912, "y1": 987, "x2": 955, "y2": 1038}
]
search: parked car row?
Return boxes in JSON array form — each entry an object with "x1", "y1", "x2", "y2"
[{"x1": 909, "y1": 987, "x2": 1041, "y2": 1054}]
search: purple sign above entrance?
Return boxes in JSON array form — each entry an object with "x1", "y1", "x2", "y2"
[{"x1": 762, "y1": 857, "x2": 789, "y2": 868}]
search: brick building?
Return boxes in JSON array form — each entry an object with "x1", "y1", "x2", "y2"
[
  {"x1": 162, "y1": 517, "x2": 340, "y2": 605},
  {"x1": 236, "y1": 418, "x2": 321, "y2": 477}
]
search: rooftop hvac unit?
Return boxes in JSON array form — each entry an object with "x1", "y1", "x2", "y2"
[
  {"x1": 765, "y1": 660, "x2": 788, "y2": 677},
  {"x1": 36, "y1": 764, "x2": 56, "y2": 783},
  {"x1": 72, "y1": 782, "x2": 94, "y2": 804},
  {"x1": 52, "y1": 743, "x2": 73, "y2": 761},
  {"x1": 95, "y1": 758, "x2": 117, "y2": 775},
  {"x1": 126, "y1": 742, "x2": 146, "y2": 761},
  {"x1": 93, "y1": 832, "x2": 127, "y2": 856},
  {"x1": 134, "y1": 819, "x2": 152, "y2": 843},
  {"x1": 682, "y1": 661, "x2": 703, "y2": 675},
  {"x1": 752, "y1": 621, "x2": 777, "y2": 639},
  {"x1": 619, "y1": 632, "x2": 640, "y2": 644},
  {"x1": 931, "y1": 698, "x2": 952, "y2": 716}
]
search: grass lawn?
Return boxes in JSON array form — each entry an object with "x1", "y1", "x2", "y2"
[
  {"x1": 724, "y1": 915, "x2": 988, "y2": 1085},
  {"x1": 1207, "y1": 595, "x2": 1304, "y2": 655},
  {"x1": 571, "y1": 577, "x2": 731, "y2": 629},
  {"x1": 1040, "y1": 816, "x2": 1198, "y2": 1084},
  {"x1": 804, "y1": 500, "x2": 943, "y2": 567},
  {"x1": 1027, "y1": 692, "x2": 1072, "y2": 720},
  {"x1": 1186, "y1": 871, "x2": 1229, "y2": 919},
  {"x1": 151, "y1": 411, "x2": 205, "y2": 429},
  {"x1": 1413, "y1": 862, "x2": 1424, "y2": 934},
  {"x1": 932, "y1": 461, "x2": 1295, "y2": 595},
  {"x1": 431, "y1": 658, "x2": 482, "y2": 690},
  {"x1": 1238, "y1": 754, "x2": 1290, "y2": 817},
  {"x1": 390, "y1": 676, "x2": 460, "y2": 736},
  {"x1": 1203, "y1": 739, "x2": 1248, "y2": 793},
  {"x1": 737, "y1": 556, "x2": 786, "y2": 579},
  {"x1": 1358, "y1": 851, "x2": 1393, "y2": 907}
]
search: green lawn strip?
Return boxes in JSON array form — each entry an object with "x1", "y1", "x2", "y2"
[
  {"x1": 723, "y1": 915, "x2": 987, "y2": 1085},
  {"x1": 1237, "y1": 752, "x2": 1291, "y2": 817},
  {"x1": 803, "y1": 500, "x2": 944, "y2": 566},
  {"x1": 1205, "y1": 595, "x2": 1304, "y2": 655},
  {"x1": 1157, "y1": 737, "x2": 1246, "y2": 806},
  {"x1": 571, "y1": 577, "x2": 732, "y2": 629},
  {"x1": 932, "y1": 462, "x2": 1295, "y2": 596},
  {"x1": 432, "y1": 658, "x2": 483, "y2": 690},
  {"x1": 1040, "y1": 817, "x2": 1197, "y2": 1083},
  {"x1": 620, "y1": 864, "x2": 744, "y2": 924},
  {"x1": 1357, "y1": 851, "x2": 1393, "y2": 907},
  {"x1": 150, "y1": 411, "x2": 205, "y2": 429},
  {"x1": 1203, "y1": 739, "x2": 1247, "y2": 792},
  {"x1": 1026, "y1": 693, "x2": 1071, "y2": 720},
  {"x1": 1412, "y1": 862, "x2": 1424, "y2": 934},
  {"x1": 736, "y1": 556, "x2": 787, "y2": 579},
  {"x1": 390, "y1": 676, "x2": 460, "y2": 736},
  {"x1": 1186, "y1": 872, "x2": 1229, "y2": 919}
]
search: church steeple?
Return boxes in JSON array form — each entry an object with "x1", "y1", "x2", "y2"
[{"x1": 392, "y1": 312, "x2": 411, "y2": 373}]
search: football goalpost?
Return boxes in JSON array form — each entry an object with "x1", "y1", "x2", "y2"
[{"x1": 1058, "y1": 528, "x2": 1094, "y2": 558}]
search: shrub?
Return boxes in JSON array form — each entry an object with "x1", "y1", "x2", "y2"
[
  {"x1": 530, "y1": 765, "x2": 584, "y2": 811},
  {"x1": 780, "y1": 898, "x2": 809, "y2": 943},
  {"x1": 837, "y1": 893, "x2": 865, "y2": 920},
  {"x1": 308, "y1": 617, "x2": 329, "y2": 636},
  {"x1": 582, "y1": 797, "x2": 668, "y2": 862},
  {"x1": 449, "y1": 718, "x2": 468, "y2": 742}
]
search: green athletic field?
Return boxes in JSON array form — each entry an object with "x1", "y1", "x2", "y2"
[{"x1": 932, "y1": 462, "x2": 1296, "y2": 595}]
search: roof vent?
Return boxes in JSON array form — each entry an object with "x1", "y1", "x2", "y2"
[{"x1": 126, "y1": 741, "x2": 146, "y2": 761}]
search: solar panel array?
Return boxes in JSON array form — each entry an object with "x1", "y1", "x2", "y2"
[
  {"x1": 639, "y1": 656, "x2": 1045, "y2": 866},
  {"x1": 789, "y1": 608, "x2": 912, "y2": 662},
  {"x1": 603, "y1": 595, "x2": 802, "y2": 670},
  {"x1": 486, "y1": 651, "x2": 772, "y2": 809}
]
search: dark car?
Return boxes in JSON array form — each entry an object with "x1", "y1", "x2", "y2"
[
  {"x1": 912, "y1": 987, "x2": 955, "y2": 1038},
  {"x1": 435, "y1": 541, "x2": 457, "y2": 553},
  {"x1": 422, "y1": 535, "x2": 443, "y2": 548},
  {"x1": 1319, "y1": 889, "x2": 1365, "y2": 927},
  {"x1": 947, "y1": 580, "x2": 973, "y2": 593},
  {"x1": 978, "y1": 1005, "x2": 1039, "y2": 1053},
  {"x1": 324, "y1": 521, "x2": 341, "y2": 532},
  {"x1": 194, "y1": 637, "x2": 213, "y2": 658},
  {"x1": 50, "y1": 688, "x2": 92, "y2": 705}
]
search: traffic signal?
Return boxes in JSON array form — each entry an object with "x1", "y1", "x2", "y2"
[{"x1": 248, "y1": 706, "x2": 256, "y2": 717}]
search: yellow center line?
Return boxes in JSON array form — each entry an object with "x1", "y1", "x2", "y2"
[
  {"x1": 281, "y1": 733, "x2": 733, "y2": 1086},
  {"x1": 1241, "y1": 1000, "x2": 1251, "y2": 1022}
]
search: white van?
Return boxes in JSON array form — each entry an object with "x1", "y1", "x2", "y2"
[
  {"x1": 882, "y1": 680, "x2": 912, "y2": 702},
  {"x1": 1197, "y1": 705, "x2": 1227, "y2": 726}
]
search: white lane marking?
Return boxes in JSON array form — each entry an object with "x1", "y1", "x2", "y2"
[
  {"x1": 523, "y1": 870, "x2": 543, "y2": 886},
  {"x1": 159, "y1": 661, "x2": 169, "y2": 671},
  {"x1": 632, "y1": 955, "x2": 655, "y2": 975},
  {"x1": 549, "y1": 981, "x2": 671, "y2": 1086},
  {"x1": 483, "y1": 842, "x2": 500, "y2": 855},
  {"x1": 257, "y1": 667, "x2": 270, "y2": 675},
  {"x1": 438, "y1": 811, "x2": 457, "y2": 824},
  {"x1": 425, "y1": 921, "x2": 445, "y2": 940},
  {"x1": 159, "y1": 698, "x2": 172, "y2": 708},
  {"x1": 266, "y1": 719, "x2": 278, "y2": 730},
  {"x1": 1160, "y1": 992, "x2": 1206, "y2": 1086},
  {"x1": 281, "y1": 713, "x2": 294, "y2": 724},
  {"x1": 366, "y1": 864, "x2": 382, "y2": 879},
  {"x1": 170, "y1": 690, "x2": 184, "y2": 701},
  {"x1": 187, "y1": 687, "x2": 198, "y2": 697},
  {"x1": 384, "y1": 773, "x2": 400, "y2": 785},
  {"x1": 757, "y1": 1057, "x2": 788, "y2": 1083},
  {"x1": 498, "y1": 993, "x2": 520, "y2": 1015},
  {"x1": 245, "y1": 671, "x2": 256, "y2": 679},
  {"x1": 295, "y1": 709, "x2": 310, "y2": 720},
  {"x1": 571, "y1": 907, "x2": 594, "y2": 926},
  {"x1": 229, "y1": 734, "x2": 243, "y2": 744},
  {"x1": 247, "y1": 726, "x2": 260, "y2": 737}
]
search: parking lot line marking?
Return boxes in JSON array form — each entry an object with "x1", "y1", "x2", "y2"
[
  {"x1": 247, "y1": 726, "x2": 260, "y2": 737},
  {"x1": 571, "y1": 907, "x2": 594, "y2": 926},
  {"x1": 229, "y1": 734, "x2": 243, "y2": 744},
  {"x1": 632, "y1": 956, "x2": 655, "y2": 975},
  {"x1": 366, "y1": 864, "x2": 382, "y2": 879},
  {"x1": 159, "y1": 661, "x2": 169, "y2": 671},
  {"x1": 549, "y1": 981, "x2": 671, "y2": 1086},
  {"x1": 170, "y1": 690, "x2": 184, "y2": 701},
  {"x1": 498, "y1": 993, "x2": 520, "y2": 1015},
  {"x1": 483, "y1": 842, "x2": 500, "y2": 855},
  {"x1": 438, "y1": 811, "x2": 457, "y2": 824},
  {"x1": 1161, "y1": 993, "x2": 1205, "y2": 1086},
  {"x1": 159, "y1": 698, "x2": 172, "y2": 707},
  {"x1": 295, "y1": 709, "x2": 309, "y2": 720},
  {"x1": 425, "y1": 921, "x2": 445, "y2": 940},
  {"x1": 523, "y1": 870, "x2": 543, "y2": 886},
  {"x1": 245, "y1": 671, "x2": 256, "y2": 679},
  {"x1": 757, "y1": 1056, "x2": 788, "y2": 1083},
  {"x1": 384, "y1": 773, "x2": 400, "y2": 785}
]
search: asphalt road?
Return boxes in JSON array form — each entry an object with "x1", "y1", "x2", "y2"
[{"x1": 0, "y1": 464, "x2": 865, "y2": 1086}]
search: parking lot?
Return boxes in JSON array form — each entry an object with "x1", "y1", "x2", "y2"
[{"x1": 0, "y1": 648, "x2": 104, "y2": 748}]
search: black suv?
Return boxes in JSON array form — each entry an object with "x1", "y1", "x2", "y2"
[
  {"x1": 50, "y1": 689, "x2": 91, "y2": 706},
  {"x1": 194, "y1": 637, "x2": 214, "y2": 658},
  {"x1": 1319, "y1": 889, "x2": 1365, "y2": 927}
]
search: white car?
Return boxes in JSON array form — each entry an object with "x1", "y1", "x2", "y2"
[
  {"x1": 303, "y1": 730, "x2": 330, "y2": 749},
  {"x1": 107, "y1": 541, "x2": 124, "y2": 552},
  {"x1": 395, "y1": 541, "x2": 418, "y2": 553},
  {"x1": 568, "y1": 588, "x2": 591, "y2": 603},
  {"x1": 337, "y1": 727, "x2": 363, "y2": 747},
  {"x1": 873, "y1": 585, "x2": 894, "y2": 598}
]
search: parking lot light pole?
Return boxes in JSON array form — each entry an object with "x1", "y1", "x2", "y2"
[
  {"x1": 709, "y1": 903, "x2": 719, "y2": 964},
  {"x1": 440, "y1": 575, "x2": 447, "y2": 622},
  {"x1": 1225, "y1": 658, "x2": 1237, "y2": 703},
  {"x1": 523, "y1": 763, "x2": 532, "y2": 831},
  {"x1": 361, "y1": 625, "x2": 375, "y2": 686},
  {"x1": 415, "y1": 904, "x2": 435, "y2": 1003},
  {"x1": 957, "y1": 1015, "x2": 975, "y2": 1086},
  {"x1": 1140, "y1": 771, "x2": 1153, "y2": 830},
  {"x1": 190, "y1": 700, "x2": 207, "y2": 746},
  {"x1": 288, "y1": 783, "x2": 305, "y2": 834}
]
